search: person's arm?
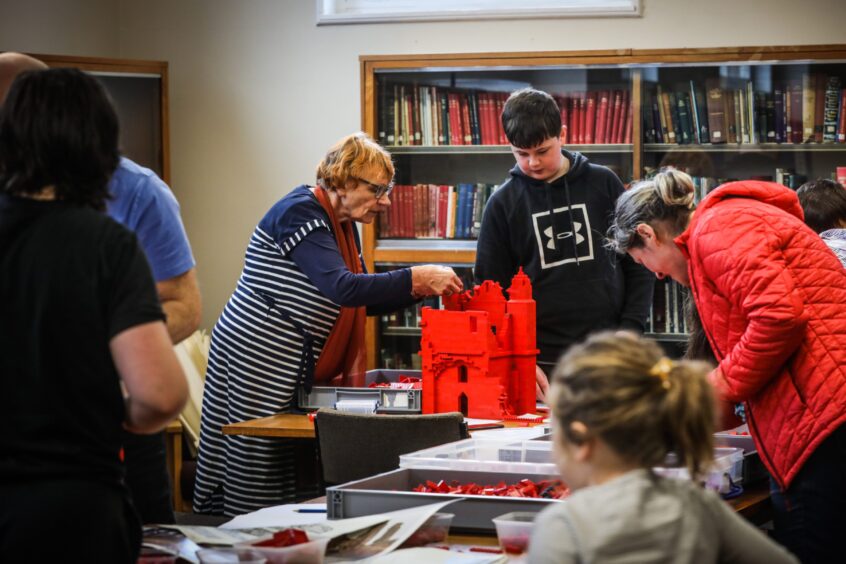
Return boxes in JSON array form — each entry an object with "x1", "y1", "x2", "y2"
[
  {"x1": 156, "y1": 267, "x2": 201, "y2": 343},
  {"x1": 289, "y1": 229, "x2": 461, "y2": 307},
  {"x1": 111, "y1": 320, "x2": 188, "y2": 434},
  {"x1": 474, "y1": 192, "x2": 516, "y2": 287},
  {"x1": 697, "y1": 214, "x2": 807, "y2": 403},
  {"x1": 708, "y1": 492, "x2": 799, "y2": 563}
]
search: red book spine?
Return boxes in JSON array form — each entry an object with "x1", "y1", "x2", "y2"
[
  {"x1": 404, "y1": 185, "x2": 414, "y2": 238},
  {"x1": 448, "y1": 93, "x2": 461, "y2": 145},
  {"x1": 611, "y1": 90, "x2": 625, "y2": 144},
  {"x1": 461, "y1": 94, "x2": 472, "y2": 144},
  {"x1": 838, "y1": 88, "x2": 846, "y2": 143},
  {"x1": 623, "y1": 96, "x2": 633, "y2": 144},
  {"x1": 498, "y1": 93, "x2": 508, "y2": 145},
  {"x1": 607, "y1": 90, "x2": 620, "y2": 144},
  {"x1": 485, "y1": 92, "x2": 496, "y2": 145},
  {"x1": 578, "y1": 94, "x2": 587, "y2": 144},
  {"x1": 438, "y1": 185, "x2": 448, "y2": 238},
  {"x1": 569, "y1": 96, "x2": 580, "y2": 145},
  {"x1": 415, "y1": 184, "x2": 423, "y2": 238},
  {"x1": 478, "y1": 92, "x2": 490, "y2": 145},
  {"x1": 584, "y1": 91, "x2": 597, "y2": 144},
  {"x1": 559, "y1": 95, "x2": 569, "y2": 145},
  {"x1": 595, "y1": 90, "x2": 609, "y2": 144}
]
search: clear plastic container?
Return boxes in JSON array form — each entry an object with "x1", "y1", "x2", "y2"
[
  {"x1": 714, "y1": 424, "x2": 757, "y2": 453},
  {"x1": 654, "y1": 447, "x2": 744, "y2": 493},
  {"x1": 492, "y1": 511, "x2": 538, "y2": 555},
  {"x1": 233, "y1": 538, "x2": 329, "y2": 564},
  {"x1": 398, "y1": 438, "x2": 557, "y2": 474},
  {"x1": 400, "y1": 512, "x2": 455, "y2": 548}
]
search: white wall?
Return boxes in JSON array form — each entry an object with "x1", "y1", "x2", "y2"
[{"x1": 2, "y1": 0, "x2": 845, "y2": 328}]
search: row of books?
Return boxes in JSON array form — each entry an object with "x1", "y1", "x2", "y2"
[
  {"x1": 378, "y1": 83, "x2": 509, "y2": 146},
  {"x1": 647, "y1": 279, "x2": 689, "y2": 336},
  {"x1": 377, "y1": 83, "x2": 635, "y2": 147},
  {"x1": 381, "y1": 296, "x2": 440, "y2": 331},
  {"x1": 379, "y1": 183, "x2": 499, "y2": 239},
  {"x1": 644, "y1": 75, "x2": 846, "y2": 145},
  {"x1": 554, "y1": 90, "x2": 634, "y2": 145}
]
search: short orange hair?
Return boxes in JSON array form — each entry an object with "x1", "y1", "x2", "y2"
[{"x1": 316, "y1": 132, "x2": 394, "y2": 191}]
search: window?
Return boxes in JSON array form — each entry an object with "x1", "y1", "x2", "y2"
[{"x1": 316, "y1": 0, "x2": 640, "y2": 25}]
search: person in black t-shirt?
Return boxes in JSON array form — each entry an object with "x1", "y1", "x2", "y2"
[{"x1": 0, "y1": 68, "x2": 188, "y2": 562}]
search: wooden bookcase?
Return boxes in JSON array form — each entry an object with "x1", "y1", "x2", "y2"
[
  {"x1": 35, "y1": 53, "x2": 170, "y2": 184},
  {"x1": 360, "y1": 45, "x2": 846, "y2": 369}
]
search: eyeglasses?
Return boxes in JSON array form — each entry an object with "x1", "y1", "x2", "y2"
[{"x1": 353, "y1": 176, "x2": 394, "y2": 199}]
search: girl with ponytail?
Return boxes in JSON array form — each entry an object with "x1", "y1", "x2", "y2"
[{"x1": 528, "y1": 331, "x2": 797, "y2": 564}]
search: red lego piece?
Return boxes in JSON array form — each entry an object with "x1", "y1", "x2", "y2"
[{"x1": 420, "y1": 268, "x2": 539, "y2": 419}]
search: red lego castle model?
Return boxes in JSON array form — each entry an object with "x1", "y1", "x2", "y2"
[{"x1": 419, "y1": 268, "x2": 538, "y2": 419}]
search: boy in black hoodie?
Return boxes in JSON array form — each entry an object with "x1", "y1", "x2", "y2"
[{"x1": 475, "y1": 88, "x2": 655, "y2": 399}]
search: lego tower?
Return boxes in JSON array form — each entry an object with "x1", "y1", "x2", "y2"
[{"x1": 419, "y1": 269, "x2": 538, "y2": 419}]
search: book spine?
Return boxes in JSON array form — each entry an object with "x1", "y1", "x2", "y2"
[
  {"x1": 676, "y1": 91, "x2": 692, "y2": 144},
  {"x1": 802, "y1": 73, "x2": 815, "y2": 143},
  {"x1": 823, "y1": 77, "x2": 842, "y2": 143},
  {"x1": 585, "y1": 91, "x2": 597, "y2": 144},
  {"x1": 559, "y1": 94, "x2": 570, "y2": 145},
  {"x1": 578, "y1": 93, "x2": 587, "y2": 144},
  {"x1": 660, "y1": 89, "x2": 676, "y2": 144},
  {"x1": 688, "y1": 82, "x2": 701, "y2": 144},
  {"x1": 569, "y1": 95, "x2": 580, "y2": 145},
  {"x1": 774, "y1": 85, "x2": 786, "y2": 143},
  {"x1": 813, "y1": 74, "x2": 827, "y2": 144},
  {"x1": 705, "y1": 78, "x2": 726, "y2": 144},
  {"x1": 789, "y1": 80, "x2": 803, "y2": 143}
]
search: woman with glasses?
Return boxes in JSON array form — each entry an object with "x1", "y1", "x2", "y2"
[{"x1": 194, "y1": 132, "x2": 463, "y2": 516}]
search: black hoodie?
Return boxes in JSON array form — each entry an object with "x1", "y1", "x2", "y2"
[{"x1": 475, "y1": 149, "x2": 655, "y2": 366}]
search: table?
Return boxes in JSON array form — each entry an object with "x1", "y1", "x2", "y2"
[
  {"x1": 222, "y1": 412, "x2": 547, "y2": 439},
  {"x1": 223, "y1": 413, "x2": 317, "y2": 438}
]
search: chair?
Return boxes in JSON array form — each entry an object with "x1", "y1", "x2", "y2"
[{"x1": 315, "y1": 408, "x2": 469, "y2": 485}]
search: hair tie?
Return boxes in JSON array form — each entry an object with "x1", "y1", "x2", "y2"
[{"x1": 650, "y1": 357, "x2": 673, "y2": 390}]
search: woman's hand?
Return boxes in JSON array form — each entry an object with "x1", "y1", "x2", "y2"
[{"x1": 411, "y1": 265, "x2": 464, "y2": 297}]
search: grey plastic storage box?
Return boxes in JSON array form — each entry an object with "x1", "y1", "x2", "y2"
[
  {"x1": 326, "y1": 467, "x2": 561, "y2": 533},
  {"x1": 297, "y1": 369, "x2": 422, "y2": 414}
]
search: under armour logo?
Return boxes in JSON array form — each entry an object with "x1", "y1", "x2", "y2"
[{"x1": 544, "y1": 222, "x2": 584, "y2": 250}]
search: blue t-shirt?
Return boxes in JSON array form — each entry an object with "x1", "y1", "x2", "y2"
[{"x1": 106, "y1": 157, "x2": 195, "y2": 282}]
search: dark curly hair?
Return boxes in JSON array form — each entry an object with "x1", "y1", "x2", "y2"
[{"x1": 0, "y1": 68, "x2": 119, "y2": 211}]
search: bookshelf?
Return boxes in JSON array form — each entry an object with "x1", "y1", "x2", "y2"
[
  {"x1": 360, "y1": 45, "x2": 846, "y2": 368},
  {"x1": 35, "y1": 54, "x2": 170, "y2": 184}
]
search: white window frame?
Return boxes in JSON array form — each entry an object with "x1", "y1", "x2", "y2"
[{"x1": 316, "y1": 0, "x2": 641, "y2": 25}]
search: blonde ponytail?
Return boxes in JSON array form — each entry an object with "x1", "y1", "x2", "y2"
[{"x1": 552, "y1": 331, "x2": 717, "y2": 480}]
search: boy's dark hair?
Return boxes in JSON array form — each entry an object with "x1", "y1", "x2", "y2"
[
  {"x1": 0, "y1": 68, "x2": 119, "y2": 211},
  {"x1": 501, "y1": 88, "x2": 561, "y2": 149},
  {"x1": 796, "y1": 178, "x2": 846, "y2": 233}
]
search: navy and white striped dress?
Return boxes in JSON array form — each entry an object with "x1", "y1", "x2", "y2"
[{"x1": 194, "y1": 185, "x2": 412, "y2": 516}]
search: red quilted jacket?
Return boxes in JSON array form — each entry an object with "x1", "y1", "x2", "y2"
[{"x1": 675, "y1": 181, "x2": 846, "y2": 489}]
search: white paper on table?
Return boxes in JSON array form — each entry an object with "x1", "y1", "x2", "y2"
[
  {"x1": 220, "y1": 503, "x2": 328, "y2": 529},
  {"x1": 320, "y1": 499, "x2": 460, "y2": 561},
  {"x1": 361, "y1": 546, "x2": 507, "y2": 563},
  {"x1": 463, "y1": 418, "x2": 502, "y2": 426}
]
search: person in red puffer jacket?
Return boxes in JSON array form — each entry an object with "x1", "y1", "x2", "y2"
[{"x1": 607, "y1": 169, "x2": 846, "y2": 564}]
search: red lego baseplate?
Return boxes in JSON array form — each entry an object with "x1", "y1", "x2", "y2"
[{"x1": 419, "y1": 268, "x2": 539, "y2": 419}]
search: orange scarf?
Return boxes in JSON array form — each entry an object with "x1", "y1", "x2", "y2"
[{"x1": 311, "y1": 186, "x2": 367, "y2": 387}]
